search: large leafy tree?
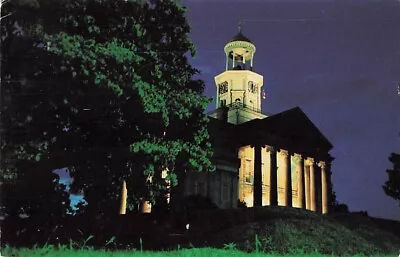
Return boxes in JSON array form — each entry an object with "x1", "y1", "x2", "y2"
[
  {"x1": 383, "y1": 153, "x2": 400, "y2": 205},
  {"x1": 1, "y1": 0, "x2": 74, "y2": 244},
  {"x1": 1, "y1": 0, "x2": 214, "y2": 224}
]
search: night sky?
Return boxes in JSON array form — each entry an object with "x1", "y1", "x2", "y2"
[{"x1": 182, "y1": 0, "x2": 400, "y2": 220}]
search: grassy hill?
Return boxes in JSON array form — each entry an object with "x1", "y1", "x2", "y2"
[
  {"x1": 4, "y1": 205, "x2": 399, "y2": 256},
  {"x1": 180, "y1": 206, "x2": 400, "y2": 256}
]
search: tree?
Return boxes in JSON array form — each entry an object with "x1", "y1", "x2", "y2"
[
  {"x1": 383, "y1": 153, "x2": 400, "y2": 205},
  {"x1": 1, "y1": 0, "x2": 73, "y2": 245},
  {"x1": 1, "y1": 0, "x2": 214, "y2": 225},
  {"x1": 329, "y1": 190, "x2": 349, "y2": 213}
]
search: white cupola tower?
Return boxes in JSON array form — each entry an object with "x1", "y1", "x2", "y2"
[{"x1": 210, "y1": 24, "x2": 267, "y2": 124}]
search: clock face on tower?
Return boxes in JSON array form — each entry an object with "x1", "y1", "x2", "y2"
[
  {"x1": 218, "y1": 81, "x2": 228, "y2": 94},
  {"x1": 248, "y1": 81, "x2": 258, "y2": 94}
]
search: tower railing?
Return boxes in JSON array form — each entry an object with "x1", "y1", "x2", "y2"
[
  {"x1": 226, "y1": 102, "x2": 262, "y2": 114},
  {"x1": 230, "y1": 64, "x2": 253, "y2": 71}
]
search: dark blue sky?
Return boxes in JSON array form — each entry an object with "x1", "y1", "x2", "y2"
[{"x1": 182, "y1": 0, "x2": 400, "y2": 220}]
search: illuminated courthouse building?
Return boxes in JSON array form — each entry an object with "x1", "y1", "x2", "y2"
[{"x1": 182, "y1": 28, "x2": 334, "y2": 214}]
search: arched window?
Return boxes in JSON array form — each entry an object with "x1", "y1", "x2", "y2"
[{"x1": 220, "y1": 99, "x2": 227, "y2": 107}]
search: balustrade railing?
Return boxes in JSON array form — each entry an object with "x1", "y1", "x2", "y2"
[{"x1": 226, "y1": 103, "x2": 261, "y2": 113}]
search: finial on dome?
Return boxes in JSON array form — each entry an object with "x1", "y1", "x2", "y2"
[{"x1": 228, "y1": 22, "x2": 253, "y2": 43}]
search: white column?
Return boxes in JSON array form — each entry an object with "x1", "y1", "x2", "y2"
[
  {"x1": 266, "y1": 146, "x2": 278, "y2": 206},
  {"x1": 216, "y1": 84, "x2": 219, "y2": 108},
  {"x1": 305, "y1": 161, "x2": 310, "y2": 210},
  {"x1": 294, "y1": 153, "x2": 305, "y2": 209},
  {"x1": 119, "y1": 180, "x2": 127, "y2": 214},
  {"x1": 279, "y1": 150, "x2": 291, "y2": 207},
  {"x1": 225, "y1": 53, "x2": 229, "y2": 71},
  {"x1": 238, "y1": 147, "x2": 246, "y2": 203},
  {"x1": 319, "y1": 161, "x2": 328, "y2": 214},
  {"x1": 309, "y1": 158, "x2": 316, "y2": 212}
]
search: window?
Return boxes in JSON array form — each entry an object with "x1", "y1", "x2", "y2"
[
  {"x1": 218, "y1": 81, "x2": 228, "y2": 94},
  {"x1": 234, "y1": 98, "x2": 242, "y2": 107},
  {"x1": 245, "y1": 160, "x2": 252, "y2": 183},
  {"x1": 220, "y1": 99, "x2": 227, "y2": 107}
]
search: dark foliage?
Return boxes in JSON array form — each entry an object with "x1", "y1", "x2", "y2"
[
  {"x1": 1, "y1": 0, "x2": 214, "y2": 247},
  {"x1": 383, "y1": 153, "x2": 400, "y2": 205},
  {"x1": 329, "y1": 190, "x2": 350, "y2": 213}
]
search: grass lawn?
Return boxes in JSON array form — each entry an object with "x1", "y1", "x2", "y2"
[{"x1": 1, "y1": 246, "x2": 399, "y2": 257}]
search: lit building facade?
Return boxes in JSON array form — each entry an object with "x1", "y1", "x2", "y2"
[{"x1": 183, "y1": 27, "x2": 334, "y2": 214}]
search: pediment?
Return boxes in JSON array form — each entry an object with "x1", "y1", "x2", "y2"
[{"x1": 236, "y1": 107, "x2": 333, "y2": 151}]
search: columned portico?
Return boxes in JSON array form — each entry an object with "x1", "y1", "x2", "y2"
[{"x1": 236, "y1": 145, "x2": 331, "y2": 213}]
